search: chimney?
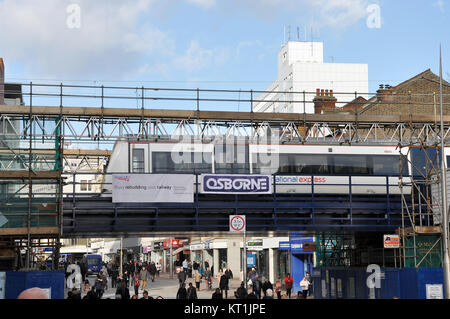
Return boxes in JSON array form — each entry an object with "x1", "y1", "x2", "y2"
[
  {"x1": 313, "y1": 88, "x2": 337, "y2": 114},
  {"x1": 0, "y1": 58, "x2": 4, "y2": 105},
  {"x1": 376, "y1": 83, "x2": 393, "y2": 102}
]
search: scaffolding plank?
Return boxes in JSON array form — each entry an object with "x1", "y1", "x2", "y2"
[
  {"x1": 0, "y1": 170, "x2": 61, "y2": 179},
  {"x1": 0, "y1": 226, "x2": 59, "y2": 236}
]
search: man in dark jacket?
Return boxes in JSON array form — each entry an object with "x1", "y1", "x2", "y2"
[
  {"x1": 225, "y1": 267, "x2": 233, "y2": 280},
  {"x1": 187, "y1": 282, "x2": 198, "y2": 299},
  {"x1": 262, "y1": 278, "x2": 273, "y2": 297},
  {"x1": 219, "y1": 271, "x2": 229, "y2": 299},
  {"x1": 115, "y1": 281, "x2": 130, "y2": 300},
  {"x1": 252, "y1": 275, "x2": 262, "y2": 299},
  {"x1": 178, "y1": 268, "x2": 187, "y2": 288},
  {"x1": 149, "y1": 262, "x2": 157, "y2": 282},
  {"x1": 176, "y1": 283, "x2": 187, "y2": 299},
  {"x1": 234, "y1": 282, "x2": 248, "y2": 299}
]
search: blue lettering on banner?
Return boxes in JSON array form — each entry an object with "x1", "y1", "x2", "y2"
[{"x1": 202, "y1": 175, "x2": 272, "y2": 194}]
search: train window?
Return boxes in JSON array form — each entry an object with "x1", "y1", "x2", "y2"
[
  {"x1": 332, "y1": 155, "x2": 370, "y2": 175},
  {"x1": 215, "y1": 144, "x2": 249, "y2": 174},
  {"x1": 371, "y1": 155, "x2": 408, "y2": 176},
  {"x1": 291, "y1": 154, "x2": 330, "y2": 174},
  {"x1": 132, "y1": 148, "x2": 145, "y2": 173},
  {"x1": 152, "y1": 152, "x2": 212, "y2": 173}
]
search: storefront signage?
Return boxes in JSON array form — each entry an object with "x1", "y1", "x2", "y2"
[
  {"x1": 190, "y1": 244, "x2": 204, "y2": 251},
  {"x1": 163, "y1": 239, "x2": 181, "y2": 250},
  {"x1": 383, "y1": 235, "x2": 400, "y2": 248},
  {"x1": 201, "y1": 174, "x2": 272, "y2": 194},
  {"x1": 247, "y1": 240, "x2": 263, "y2": 251},
  {"x1": 152, "y1": 241, "x2": 163, "y2": 251},
  {"x1": 112, "y1": 174, "x2": 194, "y2": 203},
  {"x1": 143, "y1": 246, "x2": 152, "y2": 253},
  {"x1": 279, "y1": 241, "x2": 291, "y2": 250}
]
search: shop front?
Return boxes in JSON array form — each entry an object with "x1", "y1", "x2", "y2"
[{"x1": 279, "y1": 236, "x2": 315, "y2": 293}]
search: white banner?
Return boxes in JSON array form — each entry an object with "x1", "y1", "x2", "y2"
[{"x1": 112, "y1": 174, "x2": 194, "y2": 203}]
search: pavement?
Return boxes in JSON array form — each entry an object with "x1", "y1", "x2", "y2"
[
  {"x1": 66, "y1": 272, "x2": 246, "y2": 299},
  {"x1": 65, "y1": 273, "x2": 312, "y2": 299}
]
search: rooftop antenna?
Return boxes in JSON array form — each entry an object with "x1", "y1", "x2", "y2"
[
  {"x1": 283, "y1": 26, "x2": 286, "y2": 45},
  {"x1": 297, "y1": 26, "x2": 300, "y2": 41},
  {"x1": 288, "y1": 25, "x2": 291, "y2": 41}
]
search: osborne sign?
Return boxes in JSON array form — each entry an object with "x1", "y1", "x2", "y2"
[{"x1": 201, "y1": 174, "x2": 272, "y2": 194}]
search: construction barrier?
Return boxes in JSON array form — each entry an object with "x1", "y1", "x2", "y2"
[{"x1": 312, "y1": 267, "x2": 444, "y2": 299}]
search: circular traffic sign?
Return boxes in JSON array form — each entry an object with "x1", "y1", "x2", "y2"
[{"x1": 230, "y1": 215, "x2": 246, "y2": 232}]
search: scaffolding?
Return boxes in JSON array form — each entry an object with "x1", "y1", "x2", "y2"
[
  {"x1": 397, "y1": 100, "x2": 445, "y2": 269},
  {"x1": 0, "y1": 93, "x2": 63, "y2": 269}
]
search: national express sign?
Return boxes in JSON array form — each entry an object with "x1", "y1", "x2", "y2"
[{"x1": 201, "y1": 174, "x2": 272, "y2": 194}]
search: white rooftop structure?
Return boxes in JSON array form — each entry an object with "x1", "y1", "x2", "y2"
[{"x1": 253, "y1": 41, "x2": 368, "y2": 114}]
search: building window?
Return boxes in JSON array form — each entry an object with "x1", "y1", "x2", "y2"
[
  {"x1": 132, "y1": 148, "x2": 145, "y2": 173},
  {"x1": 80, "y1": 180, "x2": 92, "y2": 191}
]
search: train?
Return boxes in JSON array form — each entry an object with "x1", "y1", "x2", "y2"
[{"x1": 97, "y1": 139, "x2": 448, "y2": 196}]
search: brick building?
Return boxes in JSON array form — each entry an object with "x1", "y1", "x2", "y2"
[{"x1": 314, "y1": 69, "x2": 450, "y2": 117}]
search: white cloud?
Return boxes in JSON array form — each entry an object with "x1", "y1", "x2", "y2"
[
  {"x1": 174, "y1": 41, "x2": 229, "y2": 72},
  {"x1": 230, "y1": 0, "x2": 371, "y2": 28}
]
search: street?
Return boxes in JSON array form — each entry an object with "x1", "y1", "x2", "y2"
[{"x1": 66, "y1": 273, "x2": 247, "y2": 299}]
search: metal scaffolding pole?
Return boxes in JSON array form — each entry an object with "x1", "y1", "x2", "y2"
[{"x1": 439, "y1": 45, "x2": 450, "y2": 299}]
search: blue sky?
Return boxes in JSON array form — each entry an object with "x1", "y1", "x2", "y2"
[{"x1": 0, "y1": 0, "x2": 449, "y2": 97}]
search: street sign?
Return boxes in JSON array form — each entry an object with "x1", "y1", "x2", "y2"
[
  {"x1": 229, "y1": 215, "x2": 246, "y2": 232},
  {"x1": 383, "y1": 234, "x2": 400, "y2": 248}
]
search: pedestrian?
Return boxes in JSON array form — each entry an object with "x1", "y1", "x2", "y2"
[
  {"x1": 111, "y1": 263, "x2": 118, "y2": 289},
  {"x1": 305, "y1": 271, "x2": 313, "y2": 296},
  {"x1": 94, "y1": 274, "x2": 105, "y2": 299},
  {"x1": 234, "y1": 282, "x2": 248, "y2": 299},
  {"x1": 216, "y1": 268, "x2": 224, "y2": 287},
  {"x1": 262, "y1": 278, "x2": 273, "y2": 297},
  {"x1": 188, "y1": 261, "x2": 193, "y2": 278},
  {"x1": 247, "y1": 288, "x2": 257, "y2": 299},
  {"x1": 187, "y1": 282, "x2": 198, "y2": 299},
  {"x1": 182, "y1": 259, "x2": 188, "y2": 274},
  {"x1": 83, "y1": 287, "x2": 98, "y2": 300},
  {"x1": 115, "y1": 280, "x2": 130, "y2": 300},
  {"x1": 141, "y1": 290, "x2": 153, "y2": 299},
  {"x1": 140, "y1": 265, "x2": 148, "y2": 291},
  {"x1": 252, "y1": 275, "x2": 262, "y2": 299},
  {"x1": 212, "y1": 288, "x2": 222, "y2": 299},
  {"x1": 194, "y1": 269, "x2": 202, "y2": 291},
  {"x1": 123, "y1": 270, "x2": 129, "y2": 287},
  {"x1": 133, "y1": 272, "x2": 140, "y2": 296},
  {"x1": 219, "y1": 269, "x2": 229, "y2": 299},
  {"x1": 131, "y1": 294, "x2": 138, "y2": 299},
  {"x1": 300, "y1": 276, "x2": 310, "y2": 299},
  {"x1": 204, "y1": 260, "x2": 210, "y2": 273},
  {"x1": 176, "y1": 282, "x2": 187, "y2": 299},
  {"x1": 67, "y1": 288, "x2": 81, "y2": 299},
  {"x1": 83, "y1": 279, "x2": 91, "y2": 296},
  {"x1": 263, "y1": 288, "x2": 274, "y2": 299},
  {"x1": 204, "y1": 267, "x2": 212, "y2": 290},
  {"x1": 225, "y1": 267, "x2": 233, "y2": 280},
  {"x1": 156, "y1": 262, "x2": 161, "y2": 277},
  {"x1": 284, "y1": 273, "x2": 293, "y2": 299},
  {"x1": 275, "y1": 277, "x2": 282, "y2": 299},
  {"x1": 149, "y1": 262, "x2": 157, "y2": 282}
]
